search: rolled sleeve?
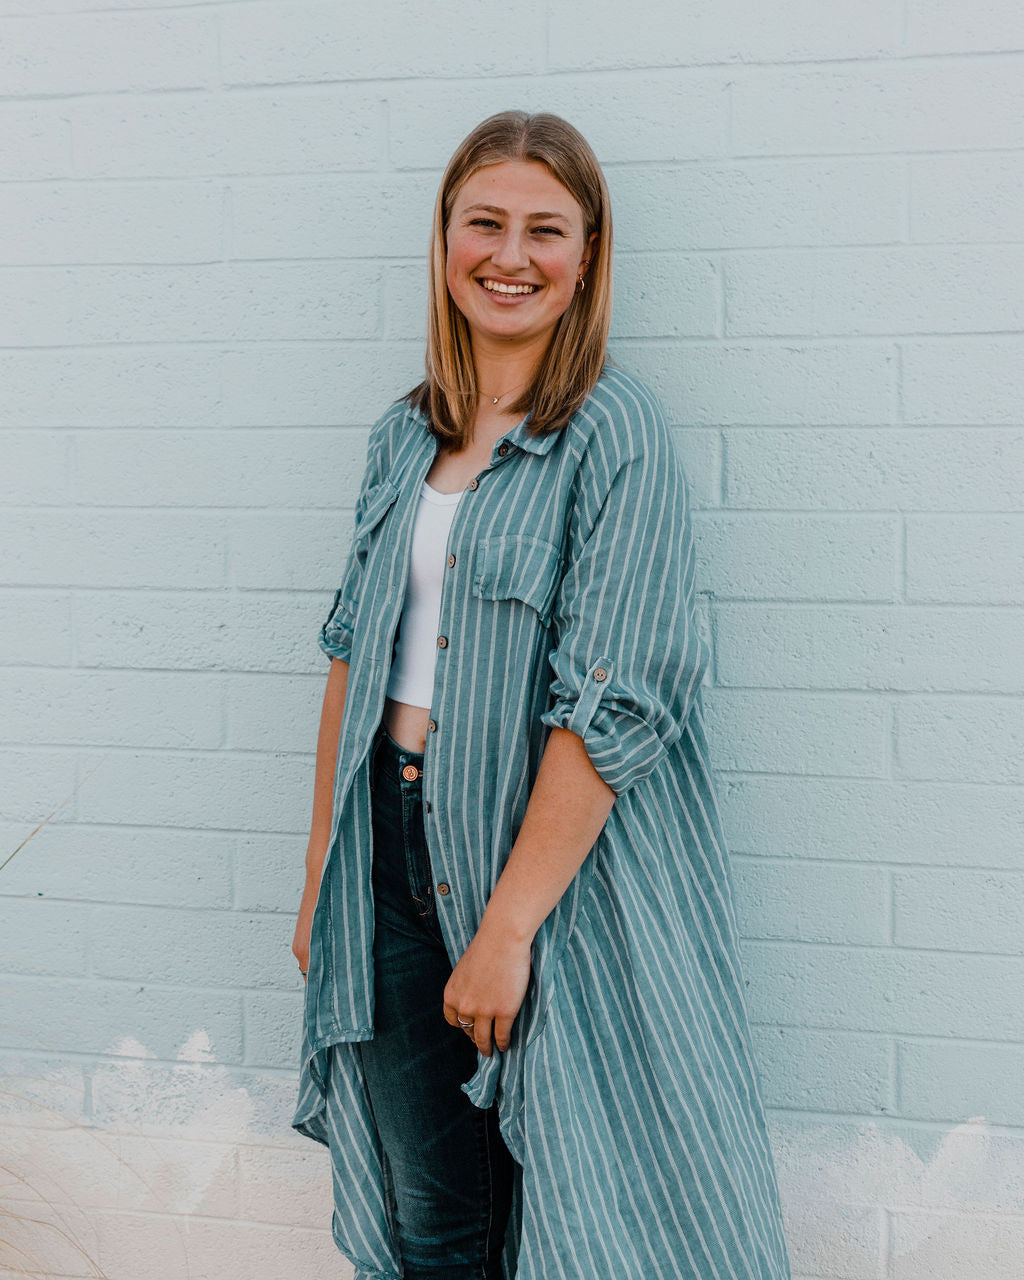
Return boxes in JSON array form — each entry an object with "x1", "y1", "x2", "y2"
[
  {"x1": 317, "y1": 408, "x2": 394, "y2": 665},
  {"x1": 318, "y1": 583, "x2": 357, "y2": 664},
  {"x1": 540, "y1": 393, "x2": 710, "y2": 795}
]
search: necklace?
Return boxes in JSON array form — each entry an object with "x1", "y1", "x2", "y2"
[{"x1": 479, "y1": 374, "x2": 532, "y2": 406}]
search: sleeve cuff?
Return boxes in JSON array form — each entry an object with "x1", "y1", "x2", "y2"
[
  {"x1": 317, "y1": 598, "x2": 354, "y2": 664},
  {"x1": 539, "y1": 655, "x2": 677, "y2": 795}
]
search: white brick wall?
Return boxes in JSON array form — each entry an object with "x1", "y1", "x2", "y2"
[{"x1": 2, "y1": 3, "x2": 1023, "y2": 1277}]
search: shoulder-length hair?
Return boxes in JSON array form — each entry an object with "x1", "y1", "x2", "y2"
[{"x1": 403, "y1": 110, "x2": 613, "y2": 446}]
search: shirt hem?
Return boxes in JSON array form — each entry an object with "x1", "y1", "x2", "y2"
[
  {"x1": 291, "y1": 1022, "x2": 374, "y2": 1139},
  {"x1": 331, "y1": 1214, "x2": 402, "y2": 1280}
]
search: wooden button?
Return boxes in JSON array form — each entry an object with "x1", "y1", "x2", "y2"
[
  {"x1": 593, "y1": 668, "x2": 607, "y2": 682},
  {"x1": 437, "y1": 882, "x2": 450, "y2": 895},
  {"x1": 497, "y1": 443, "x2": 509, "y2": 456},
  {"x1": 467, "y1": 478, "x2": 479, "y2": 490},
  {"x1": 402, "y1": 764, "x2": 421, "y2": 781},
  {"x1": 427, "y1": 719, "x2": 437, "y2": 732},
  {"x1": 437, "y1": 635, "x2": 448, "y2": 648},
  {"x1": 447, "y1": 553, "x2": 456, "y2": 567}
]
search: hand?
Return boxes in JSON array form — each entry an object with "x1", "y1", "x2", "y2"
[
  {"x1": 442, "y1": 922, "x2": 534, "y2": 1057},
  {"x1": 291, "y1": 883, "x2": 318, "y2": 983}
]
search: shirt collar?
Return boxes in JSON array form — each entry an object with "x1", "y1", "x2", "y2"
[
  {"x1": 501, "y1": 412, "x2": 561, "y2": 456},
  {"x1": 408, "y1": 402, "x2": 562, "y2": 459}
]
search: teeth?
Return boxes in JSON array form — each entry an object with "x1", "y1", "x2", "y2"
[{"x1": 481, "y1": 279, "x2": 539, "y2": 295}]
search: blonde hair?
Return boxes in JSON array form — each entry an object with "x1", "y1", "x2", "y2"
[{"x1": 404, "y1": 110, "x2": 613, "y2": 445}]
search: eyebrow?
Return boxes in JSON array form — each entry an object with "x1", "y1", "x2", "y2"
[{"x1": 463, "y1": 203, "x2": 571, "y2": 221}]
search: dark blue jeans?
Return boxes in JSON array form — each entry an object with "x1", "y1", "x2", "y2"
[{"x1": 357, "y1": 719, "x2": 518, "y2": 1279}]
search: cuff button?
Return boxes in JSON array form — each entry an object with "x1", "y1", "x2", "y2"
[{"x1": 593, "y1": 668, "x2": 607, "y2": 682}]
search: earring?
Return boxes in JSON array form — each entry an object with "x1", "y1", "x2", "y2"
[{"x1": 576, "y1": 276, "x2": 586, "y2": 292}]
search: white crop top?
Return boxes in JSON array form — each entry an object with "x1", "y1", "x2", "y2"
[{"x1": 385, "y1": 480, "x2": 464, "y2": 709}]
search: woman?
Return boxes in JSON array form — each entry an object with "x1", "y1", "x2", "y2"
[{"x1": 291, "y1": 110, "x2": 792, "y2": 1280}]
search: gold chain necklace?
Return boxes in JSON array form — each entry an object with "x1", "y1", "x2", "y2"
[{"x1": 478, "y1": 375, "x2": 533, "y2": 406}]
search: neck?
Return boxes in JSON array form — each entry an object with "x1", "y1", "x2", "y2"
[{"x1": 470, "y1": 330, "x2": 550, "y2": 400}]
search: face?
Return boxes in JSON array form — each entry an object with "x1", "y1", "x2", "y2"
[{"x1": 445, "y1": 159, "x2": 599, "y2": 352}]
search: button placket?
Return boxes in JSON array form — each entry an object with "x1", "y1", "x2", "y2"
[{"x1": 417, "y1": 449, "x2": 492, "y2": 917}]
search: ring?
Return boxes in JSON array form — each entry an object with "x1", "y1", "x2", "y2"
[{"x1": 457, "y1": 1016, "x2": 474, "y2": 1028}]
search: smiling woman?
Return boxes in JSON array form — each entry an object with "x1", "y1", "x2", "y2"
[
  {"x1": 445, "y1": 165, "x2": 597, "y2": 346},
  {"x1": 404, "y1": 111, "x2": 614, "y2": 453},
  {"x1": 291, "y1": 109, "x2": 793, "y2": 1280}
]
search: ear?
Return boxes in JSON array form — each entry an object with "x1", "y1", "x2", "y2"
[{"x1": 580, "y1": 230, "x2": 599, "y2": 275}]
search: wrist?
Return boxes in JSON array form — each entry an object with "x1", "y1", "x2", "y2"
[{"x1": 478, "y1": 900, "x2": 539, "y2": 948}]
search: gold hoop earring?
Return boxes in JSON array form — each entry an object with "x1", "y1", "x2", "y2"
[{"x1": 576, "y1": 276, "x2": 585, "y2": 292}]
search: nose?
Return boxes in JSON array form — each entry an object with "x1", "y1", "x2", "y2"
[{"x1": 489, "y1": 226, "x2": 531, "y2": 274}]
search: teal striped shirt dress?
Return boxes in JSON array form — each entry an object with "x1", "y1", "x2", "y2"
[{"x1": 292, "y1": 364, "x2": 792, "y2": 1280}]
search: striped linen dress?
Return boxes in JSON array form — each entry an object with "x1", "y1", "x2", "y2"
[{"x1": 292, "y1": 363, "x2": 792, "y2": 1280}]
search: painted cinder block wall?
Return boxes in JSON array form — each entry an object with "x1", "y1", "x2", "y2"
[{"x1": 2, "y1": 2, "x2": 1023, "y2": 1277}]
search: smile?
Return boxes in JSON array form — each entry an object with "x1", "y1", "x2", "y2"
[{"x1": 478, "y1": 278, "x2": 541, "y2": 295}]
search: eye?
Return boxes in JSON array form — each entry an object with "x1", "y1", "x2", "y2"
[
  {"x1": 534, "y1": 226, "x2": 564, "y2": 236},
  {"x1": 469, "y1": 218, "x2": 499, "y2": 228}
]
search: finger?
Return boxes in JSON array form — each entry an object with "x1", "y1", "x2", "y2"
[
  {"x1": 493, "y1": 1016, "x2": 513, "y2": 1052},
  {"x1": 446, "y1": 1001, "x2": 475, "y2": 1035},
  {"x1": 473, "y1": 1016, "x2": 494, "y2": 1058}
]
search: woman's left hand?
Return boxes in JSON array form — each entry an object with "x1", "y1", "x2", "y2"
[{"x1": 442, "y1": 922, "x2": 534, "y2": 1057}]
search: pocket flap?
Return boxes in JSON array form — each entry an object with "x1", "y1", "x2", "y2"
[
  {"x1": 472, "y1": 534, "x2": 562, "y2": 625},
  {"x1": 354, "y1": 477, "x2": 400, "y2": 538}
]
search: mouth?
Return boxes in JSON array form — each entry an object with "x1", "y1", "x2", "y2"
[{"x1": 476, "y1": 277, "x2": 542, "y2": 301}]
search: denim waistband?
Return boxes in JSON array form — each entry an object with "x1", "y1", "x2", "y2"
[{"x1": 373, "y1": 719, "x2": 425, "y2": 779}]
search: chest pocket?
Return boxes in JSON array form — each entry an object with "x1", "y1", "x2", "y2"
[
  {"x1": 353, "y1": 477, "x2": 400, "y2": 544},
  {"x1": 472, "y1": 534, "x2": 563, "y2": 628}
]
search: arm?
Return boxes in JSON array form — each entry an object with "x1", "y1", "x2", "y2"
[
  {"x1": 478, "y1": 724, "x2": 615, "y2": 945},
  {"x1": 292, "y1": 657, "x2": 350, "y2": 977},
  {"x1": 537, "y1": 390, "x2": 711, "y2": 796},
  {"x1": 317, "y1": 405, "x2": 397, "y2": 665},
  {"x1": 441, "y1": 724, "x2": 613, "y2": 1054},
  {"x1": 293, "y1": 404, "x2": 397, "y2": 976}
]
